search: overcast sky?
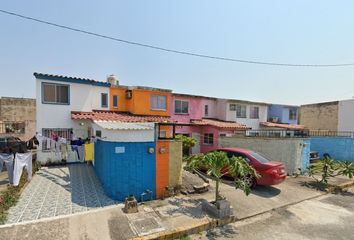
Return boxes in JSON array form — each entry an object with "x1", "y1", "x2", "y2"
[{"x1": 1, "y1": 1, "x2": 354, "y2": 105}]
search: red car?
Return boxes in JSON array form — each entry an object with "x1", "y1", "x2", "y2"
[{"x1": 213, "y1": 148, "x2": 287, "y2": 188}]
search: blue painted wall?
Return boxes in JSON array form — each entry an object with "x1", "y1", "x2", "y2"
[
  {"x1": 268, "y1": 104, "x2": 298, "y2": 125},
  {"x1": 94, "y1": 140, "x2": 156, "y2": 201},
  {"x1": 310, "y1": 137, "x2": 354, "y2": 162},
  {"x1": 302, "y1": 139, "x2": 311, "y2": 170}
]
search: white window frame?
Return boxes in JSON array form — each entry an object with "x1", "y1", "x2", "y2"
[
  {"x1": 151, "y1": 95, "x2": 167, "y2": 111},
  {"x1": 174, "y1": 100, "x2": 189, "y2": 114},
  {"x1": 236, "y1": 105, "x2": 247, "y2": 118},
  {"x1": 250, "y1": 106, "x2": 259, "y2": 119}
]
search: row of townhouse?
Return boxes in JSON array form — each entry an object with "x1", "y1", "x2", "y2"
[{"x1": 35, "y1": 72, "x2": 302, "y2": 161}]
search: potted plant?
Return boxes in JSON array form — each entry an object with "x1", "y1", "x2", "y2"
[{"x1": 187, "y1": 151, "x2": 259, "y2": 218}]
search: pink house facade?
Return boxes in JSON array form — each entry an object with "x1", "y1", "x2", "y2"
[{"x1": 171, "y1": 93, "x2": 247, "y2": 153}]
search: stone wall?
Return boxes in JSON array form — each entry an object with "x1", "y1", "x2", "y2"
[
  {"x1": 299, "y1": 101, "x2": 338, "y2": 131},
  {"x1": 0, "y1": 97, "x2": 36, "y2": 140},
  {"x1": 168, "y1": 140, "x2": 183, "y2": 188},
  {"x1": 219, "y1": 136, "x2": 310, "y2": 174}
]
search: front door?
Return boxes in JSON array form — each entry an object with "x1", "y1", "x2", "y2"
[{"x1": 191, "y1": 133, "x2": 200, "y2": 154}]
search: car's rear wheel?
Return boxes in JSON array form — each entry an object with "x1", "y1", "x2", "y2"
[{"x1": 243, "y1": 175, "x2": 256, "y2": 189}]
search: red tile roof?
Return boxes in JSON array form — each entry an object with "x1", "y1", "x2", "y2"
[
  {"x1": 191, "y1": 119, "x2": 248, "y2": 129},
  {"x1": 260, "y1": 122, "x2": 306, "y2": 130},
  {"x1": 71, "y1": 111, "x2": 175, "y2": 123}
]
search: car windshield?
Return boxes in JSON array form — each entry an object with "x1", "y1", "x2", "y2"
[{"x1": 250, "y1": 152, "x2": 270, "y2": 163}]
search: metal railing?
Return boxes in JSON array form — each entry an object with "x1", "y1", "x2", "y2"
[{"x1": 233, "y1": 129, "x2": 354, "y2": 138}]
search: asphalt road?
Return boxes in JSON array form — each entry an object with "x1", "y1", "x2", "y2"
[{"x1": 192, "y1": 186, "x2": 354, "y2": 240}]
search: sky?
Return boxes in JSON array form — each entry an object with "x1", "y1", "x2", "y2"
[{"x1": 1, "y1": 1, "x2": 354, "y2": 105}]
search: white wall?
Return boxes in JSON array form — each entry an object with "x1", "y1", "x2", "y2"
[
  {"x1": 36, "y1": 78, "x2": 110, "y2": 162},
  {"x1": 338, "y1": 99, "x2": 354, "y2": 132},
  {"x1": 92, "y1": 123, "x2": 155, "y2": 142},
  {"x1": 36, "y1": 79, "x2": 109, "y2": 130},
  {"x1": 225, "y1": 102, "x2": 268, "y2": 129}
]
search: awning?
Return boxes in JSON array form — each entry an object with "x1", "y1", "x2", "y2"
[{"x1": 93, "y1": 121, "x2": 154, "y2": 130}]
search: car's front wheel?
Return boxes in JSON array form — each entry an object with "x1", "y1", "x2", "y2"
[{"x1": 243, "y1": 175, "x2": 256, "y2": 189}]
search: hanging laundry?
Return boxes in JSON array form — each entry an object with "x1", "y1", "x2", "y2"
[
  {"x1": 13, "y1": 152, "x2": 32, "y2": 186},
  {"x1": 46, "y1": 137, "x2": 51, "y2": 150},
  {"x1": 77, "y1": 145, "x2": 85, "y2": 162},
  {"x1": 50, "y1": 139, "x2": 56, "y2": 151},
  {"x1": 60, "y1": 143, "x2": 67, "y2": 160},
  {"x1": 84, "y1": 143, "x2": 94, "y2": 161},
  {"x1": 0, "y1": 153, "x2": 14, "y2": 184}
]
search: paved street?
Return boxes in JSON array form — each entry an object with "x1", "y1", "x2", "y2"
[
  {"x1": 192, "y1": 186, "x2": 354, "y2": 240},
  {"x1": 5, "y1": 164, "x2": 116, "y2": 224}
]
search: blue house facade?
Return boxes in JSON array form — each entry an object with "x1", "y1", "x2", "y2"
[{"x1": 268, "y1": 104, "x2": 299, "y2": 125}]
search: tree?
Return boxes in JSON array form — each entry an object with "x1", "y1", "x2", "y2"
[
  {"x1": 175, "y1": 134, "x2": 197, "y2": 156},
  {"x1": 308, "y1": 157, "x2": 354, "y2": 185},
  {"x1": 187, "y1": 151, "x2": 259, "y2": 202}
]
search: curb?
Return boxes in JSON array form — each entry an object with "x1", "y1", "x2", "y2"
[
  {"x1": 328, "y1": 179, "x2": 354, "y2": 193},
  {"x1": 129, "y1": 191, "x2": 329, "y2": 240},
  {"x1": 129, "y1": 216, "x2": 236, "y2": 240}
]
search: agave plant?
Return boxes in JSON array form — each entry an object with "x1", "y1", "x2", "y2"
[
  {"x1": 187, "y1": 151, "x2": 259, "y2": 202},
  {"x1": 308, "y1": 157, "x2": 354, "y2": 184}
]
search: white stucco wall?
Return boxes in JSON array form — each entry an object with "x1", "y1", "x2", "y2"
[
  {"x1": 91, "y1": 123, "x2": 155, "y2": 142},
  {"x1": 36, "y1": 78, "x2": 110, "y2": 162},
  {"x1": 338, "y1": 99, "x2": 354, "y2": 132},
  {"x1": 36, "y1": 79, "x2": 109, "y2": 130},
  {"x1": 225, "y1": 102, "x2": 268, "y2": 129}
]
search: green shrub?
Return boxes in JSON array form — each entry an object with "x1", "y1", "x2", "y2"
[
  {"x1": 308, "y1": 157, "x2": 354, "y2": 185},
  {"x1": 175, "y1": 134, "x2": 197, "y2": 157}
]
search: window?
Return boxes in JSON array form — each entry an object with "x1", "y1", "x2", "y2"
[
  {"x1": 151, "y1": 95, "x2": 167, "y2": 110},
  {"x1": 289, "y1": 108, "x2": 297, "y2": 120},
  {"x1": 95, "y1": 130, "x2": 102, "y2": 138},
  {"x1": 174, "y1": 100, "x2": 188, "y2": 114},
  {"x1": 250, "y1": 106, "x2": 259, "y2": 119},
  {"x1": 113, "y1": 95, "x2": 118, "y2": 108},
  {"x1": 203, "y1": 133, "x2": 214, "y2": 145},
  {"x1": 205, "y1": 105, "x2": 209, "y2": 116},
  {"x1": 41, "y1": 128, "x2": 72, "y2": 151},
  {"x1": 42, "y1": 82, "x2": 69, "y2": 104},
  {"x1": 229, "y1": 104, "x2": 237, "y2": 111},
  {"x1": 236, "y1": 105, "x2": 247, "y2": 118},
  {"x1": 101, "y1": 93, "x2": 108, "y2": 108},
  {"x1": 3, "y1": 122, "x2": 25, "y2": 134}
]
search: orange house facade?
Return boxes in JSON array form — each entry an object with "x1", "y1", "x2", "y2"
[{"x1": 109, "y1": 85, "x2": 171, "y2": 117}]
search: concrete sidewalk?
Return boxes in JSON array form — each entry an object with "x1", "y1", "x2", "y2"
[{"x1": 0, "y1": 175, "x2": 333, "y2": 240}]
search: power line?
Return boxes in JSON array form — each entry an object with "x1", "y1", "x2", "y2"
[{"x1": 1, "y1": 8, "x2": 354, "y2": 67}]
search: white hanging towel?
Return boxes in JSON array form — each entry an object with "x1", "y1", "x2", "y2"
[
  {"x1": 0, "y1": 153, "x2": 14, "y2": 184},
  {"x1": 46, "y1": 137, "x2": 51, "y2": 150},
  {"x1": 13, "y1": 152, "x2": 33, "y2": 186}
]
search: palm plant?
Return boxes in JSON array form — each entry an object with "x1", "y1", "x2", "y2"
[
  {"x1": 309, "y1": 157, "x2": 354, "y2": 184},
  {"x1": 187, "y1": 151, "x2": 259, "y2": 202}
]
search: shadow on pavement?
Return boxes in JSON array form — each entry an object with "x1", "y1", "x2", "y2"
[
  {"x1": 205, "y1": 224, "x2": 238, "y2": 240},
  {"x1": 165, "y1": 198, "x2": 207, "y2": 219},
  {"x1": 251, "y1": 185, "x2": 281, "y2": 198}
]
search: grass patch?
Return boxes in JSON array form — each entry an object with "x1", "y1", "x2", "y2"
[{"x1": 0, "y1": 160, "x2": 41, "y2": 224}]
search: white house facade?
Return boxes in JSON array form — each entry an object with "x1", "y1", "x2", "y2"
[
  {"x1": 35, "y1": 72, "x2": 111, "y2": 162},
  {"x1": 216, "y1": 99, "x2": 268, "y2": 129}
]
